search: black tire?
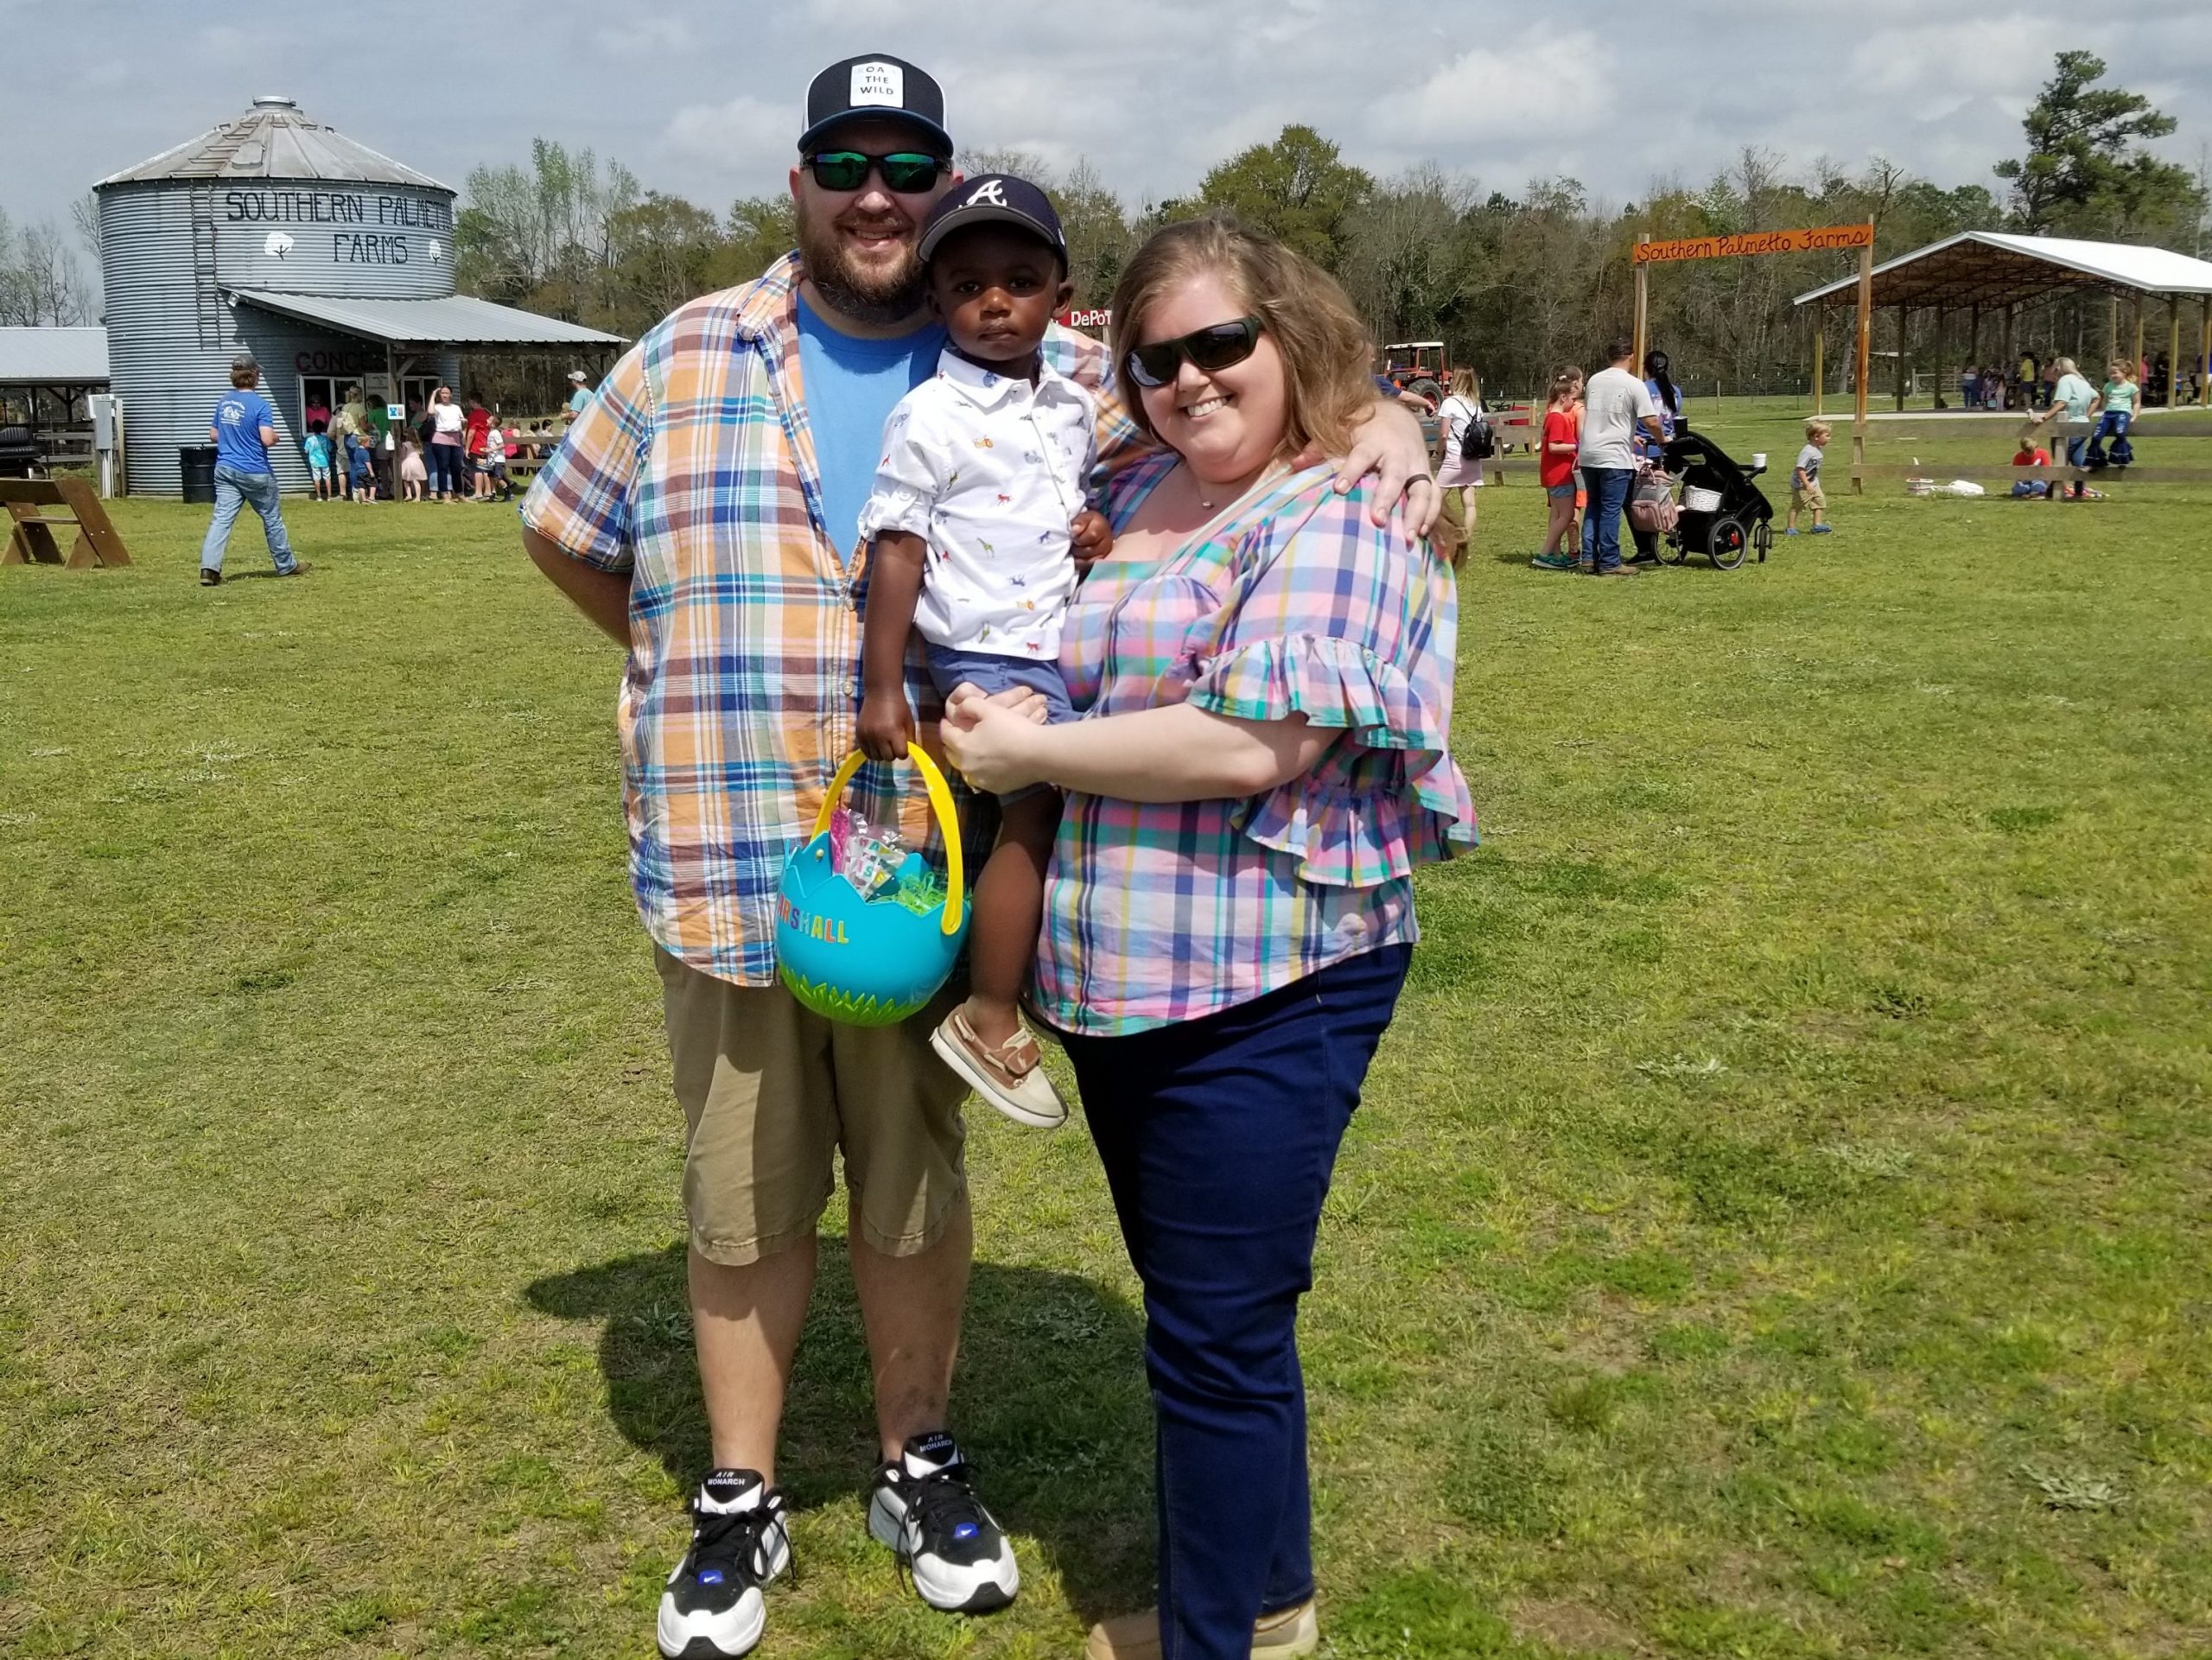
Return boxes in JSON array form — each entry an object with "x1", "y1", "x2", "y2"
[
  {"x1": 1707, "y1": 513, "x2": 1750, "y2": 569},
  {"x1": 1752, "y1": 520, "x2": 1772, "y2": 563},
  {"x1": 1659, "y1": 529, "x2": 1688, "y2": 564},
  {"x1": 1406, "y1": 378, "x2": 1442, "y2": 407}
]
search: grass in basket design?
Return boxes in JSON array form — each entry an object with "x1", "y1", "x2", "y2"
[{"x1": 778, "y1": 965, "x2": 929, "y2": 1027}]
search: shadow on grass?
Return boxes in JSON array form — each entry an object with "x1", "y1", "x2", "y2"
[{"x1": 527, "y1": 1240, "x2": 1155, "y2": 1618}]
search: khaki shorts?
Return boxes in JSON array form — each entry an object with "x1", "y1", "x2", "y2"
[
  {"x1": 656, "y1": 949, "x2": 970, "y2": 1265},
  {"x1": 1793, "y1": 480, "x2": 1826, "y2": 513}
]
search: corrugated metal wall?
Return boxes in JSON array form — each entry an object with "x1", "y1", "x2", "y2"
[{"x1": 99, "y1": 180, "x2": 460, "y2": 496}]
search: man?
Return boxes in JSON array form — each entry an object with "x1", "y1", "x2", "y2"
[
  {"x1": 522, "y1": 53, "x2": 1433, "y2": 1660},
  {"x1": 1570, "y1": 335, "x2": 1666, "y2": 577},
  {"x1": 199, "y1": 352, "x2": 303, "y2": 585},
  {"x1": 560, "y1": 368, "x2": 593, "y2": 425}
]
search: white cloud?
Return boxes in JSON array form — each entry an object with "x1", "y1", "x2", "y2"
[
  {"x1": 660, "y1": 94, "x2": 793, "y2": 185},
  {"x1": 1403, "y1": 30, "x2": 1612, "y2": 144}
]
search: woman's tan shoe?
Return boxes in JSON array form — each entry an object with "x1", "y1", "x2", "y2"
[{"x1": 1084, "y1": 1598, "x2": 1318, "y2": 1659}]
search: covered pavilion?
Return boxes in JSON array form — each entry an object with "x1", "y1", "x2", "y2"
[{"x1": 1794, "y1": 232, "x2": 2212, "y2": 411}]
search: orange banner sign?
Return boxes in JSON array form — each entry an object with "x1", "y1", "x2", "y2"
[{"x1": 1633, "y1": 223, "x2": 1874, "y2": 265}]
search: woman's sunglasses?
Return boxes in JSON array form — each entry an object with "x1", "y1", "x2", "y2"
[
  {"x1": 805, "y1": 151, "x2": 944, "y2": 194},
  {"x1": 1123, "y1": 317, "x2": 1264, "y2": 389}
]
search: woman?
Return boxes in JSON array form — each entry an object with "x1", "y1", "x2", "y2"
[
  {"x1": 1630, "y1": 349, "x2": 1684, "y2": 564},
  {"x1": 943, "y1": 217, "x2": 1475, "y2": 1660},
  {"x1": 1433, "y1": 365, "x2": 1484, "y2": 549},
  {"x1": 426, "y1": 385, "x2": 466, "y2": 502}
]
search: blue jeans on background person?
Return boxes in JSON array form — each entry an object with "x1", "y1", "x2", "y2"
[
  {"x1": 1580, "y1": 465, "x2": 1634, "y2": 572},
  {"x1": 200, "y1": 464, "x2": 298, "y2": 576},
  {"x1": 2087, "y1": 409, "x2": 2133, "y2": 467},
  {"x1": 1057, "y1": 944, "x2": 1412, "y2": 1660},
  {"x1": 428, "y1": 441, "x2": 461, "y2": 495}
]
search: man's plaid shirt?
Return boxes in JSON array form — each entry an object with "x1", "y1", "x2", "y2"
[{"x1": 521, "y1": 252, "x2": 1143, "y2": 983}]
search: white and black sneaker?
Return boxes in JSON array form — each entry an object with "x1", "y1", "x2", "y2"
[
  {"x1": 868, "y1": 1431, "x2": 1020, "y2": 1613},
  {"x1": 656, "y1": 1470, "x2": 791, "y2": 1659}
]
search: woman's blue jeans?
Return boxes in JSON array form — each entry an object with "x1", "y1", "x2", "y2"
[
  {"x1": 199, "y1": 465, "x2": 297, "y2": 575},
  {"x1": 429, "y1": 442, "x2": 462, "y2": 494},
  {"x1": 1058, "y1": 944, "x2": 1412, "y2": 1660}
]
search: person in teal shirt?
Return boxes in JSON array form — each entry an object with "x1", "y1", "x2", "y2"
[
  {"x1": 562, "y1": 369, "x2": 594, "y2": 427},
  {"x1": 2091, "y1": 359, "x2": 2137, "y2": 468}
]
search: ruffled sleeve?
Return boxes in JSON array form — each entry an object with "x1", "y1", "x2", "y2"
[{"x1": 1184, "y1": 479, "x2": 1478, "y2": 887}]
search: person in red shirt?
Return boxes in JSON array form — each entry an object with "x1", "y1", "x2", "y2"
[
  {"x1": 464, "y1": 399, "x2": 493, "y2": 499},
  {"x1": 2012, "y1": 434, "x2": 2051, "y2": 498},
  {"x1": 1531, "y1": 366, "x2": 1586, "y2": 569}
]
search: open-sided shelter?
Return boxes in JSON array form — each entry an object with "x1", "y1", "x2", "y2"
[{"x1": 1794, "y1": 232, "x2": 2212, "y2": 409}]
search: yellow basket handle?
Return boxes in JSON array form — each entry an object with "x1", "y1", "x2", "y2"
[{"x1": 809, "y1": 746, "x2": 967, "y2": 937}]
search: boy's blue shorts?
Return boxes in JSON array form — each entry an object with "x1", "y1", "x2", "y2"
[{"x1": 925, "y1": 645, "x2": 1074, "y2": 807}]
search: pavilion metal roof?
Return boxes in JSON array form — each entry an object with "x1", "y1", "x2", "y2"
[
  {"x1": 227, "y1": 290, "x2": 626, "y2": 351},
  {"x1": 1794, "y1": 232, "x2": 2212, "y2": 311},
  {"x1": 0, "y1": 327, "x2": 111, "y2": 385},
  {"x1": 97, "y1": 97, "x2": 448, "y2": 192}
]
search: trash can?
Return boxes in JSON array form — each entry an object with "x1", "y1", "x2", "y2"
[{"x1": 179, "y1": 445, "x2": 218, "y2": 505}]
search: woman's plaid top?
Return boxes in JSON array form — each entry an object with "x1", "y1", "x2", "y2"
[
  {"x1": 1033, "y1": 453, "x2": 1477, "y2": 1037},
  {"x1": 520, "y1": 253, "x2": 1141, "y2": 984}
]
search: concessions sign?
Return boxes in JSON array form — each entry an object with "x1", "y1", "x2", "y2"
[{"x1": 1633, "y1": 222, "x2": 1874, "y2": 265}]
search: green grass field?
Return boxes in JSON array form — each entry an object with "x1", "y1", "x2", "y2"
[{"x1": 4, "y1": 402, "x2": 2209, "y2": 1658}]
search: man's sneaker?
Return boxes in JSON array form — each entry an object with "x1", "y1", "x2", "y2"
[
  {"x1": 199, "y1": 567, "x2": 222, "y2": 586},
  {"x1": 868, "y1": 1432, "x2": 1019, "y2": 1612},
  {"x1": 1085, "y1": 1598, "x2": 1319, "y2": 1658},
  {"x1": 657, "y1": 1470, "x2": 791, "y2": 1659}
]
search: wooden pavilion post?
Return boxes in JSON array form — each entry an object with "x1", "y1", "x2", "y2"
[
  {"x1": 2133, "y1": 300, "x2": 2145, "y2": 385},
  {"x1": 1812, "y1": 317, "x2": 1824, "y2": 416},
  {"x1": 1852, "y1": 242, "x2": 1872, "y2": 493},
  {"x1": 2002, "y1": 305, "x2": 2016, "y2": 398},
  {"x1": 1632, "y1": 235, "x2": 1650, "y2": 372},
  {"x1": 2201, "y1": 296, "x2": 2211, "y2": 409},
  {"x1": 2169, "y1": 296, "x2": 2183, "y2": 408},
  {"x1": 1894, "y1": 304, "x2": 1909, "y2": 410},
  {"x1": 2107, "y1": 296, "x2": 2119, "y2": 365}
]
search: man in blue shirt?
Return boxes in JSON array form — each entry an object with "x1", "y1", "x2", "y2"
[{"x1": 200, "y1": 353, "x2": 303, "y2": 586}]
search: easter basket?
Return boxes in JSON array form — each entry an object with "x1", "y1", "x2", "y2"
[{"x1": 775, "y1": 745, "x2": 969, "y2": 1027}]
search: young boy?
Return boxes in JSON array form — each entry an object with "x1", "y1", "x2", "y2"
[
  {"x1": 346, "y1": 432, "x2": 377, "y2": 503},
  {"x1": 303, "y1": 421, "x2": 334, "y2": 500},
  {"x1": 2011, "y1": 434, "x2": 2051, "y2": 498},
  {"x1": 856, "y1": 175, "x2": 1109, "y2": 1129},
  {"x1": 1786, "y1": 419, "x2": 1831, "y2": 535}
]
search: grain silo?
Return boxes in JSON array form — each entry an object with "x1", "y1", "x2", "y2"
[{"x1": 95, "y1": 96, "x2": 621, "y2": 496}]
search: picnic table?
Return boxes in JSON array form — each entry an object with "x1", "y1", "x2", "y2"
[{"x1": 1, "y1": 478, "x2": 131, "y2": 568}]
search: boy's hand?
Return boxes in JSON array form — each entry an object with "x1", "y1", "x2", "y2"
[
  {"x1": 857, "y1": 690, "x2": 914, "y2": 763},
  {"x1": 1071, "y1": 508, "x2": 1113, "y2": 568}
]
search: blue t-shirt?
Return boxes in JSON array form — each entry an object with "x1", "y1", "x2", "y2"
[
  {"x1": 213, "y1": 390, "x2": 276, "y2": 473},
  {"x1": 303, "y1": 433, "x2": 332, "y2": 468},
  {"x1": 794, "y1": 294, "x2": 944, "y2": 554}
]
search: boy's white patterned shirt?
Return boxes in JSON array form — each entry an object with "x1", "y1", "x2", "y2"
[{"x1": 857, "y1": 347, "x2": 1096, "y2": 659}]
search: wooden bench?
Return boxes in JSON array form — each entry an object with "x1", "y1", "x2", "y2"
[{"x1": 1, "y1": 478, "x2": 133, "y2": 568}]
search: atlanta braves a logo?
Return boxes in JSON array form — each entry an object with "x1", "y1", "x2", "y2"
[{"x1": 965, "y1": 180, "x2": 1008, "y2": 208}]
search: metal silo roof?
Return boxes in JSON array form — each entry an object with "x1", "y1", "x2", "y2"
[
  {"x1": 0, "y1": 328, "x2": 111, "y2": 385},
  {"x1": 96, "y1": 97, "x2": 448, "y2": 192}
]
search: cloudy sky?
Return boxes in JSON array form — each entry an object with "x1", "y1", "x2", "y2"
[{"x1": 9, "y1": 0, "x2": 2209, "y2": 231}]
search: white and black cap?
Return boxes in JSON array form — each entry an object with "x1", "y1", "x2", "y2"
[
  {"x1": 799, "y1": 54, "x2": 950, "y2": 158},
  {"x1": 918, "y1": 175, "x2": 1067, "y2": 265}
]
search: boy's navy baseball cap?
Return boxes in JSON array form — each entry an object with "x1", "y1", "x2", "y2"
[
  {"x1": 799, "y1": 54, "x2": 951, "y2": 157},
  {"x1": 918, "y1": 175, "x2": 1067, "y2": 265}
]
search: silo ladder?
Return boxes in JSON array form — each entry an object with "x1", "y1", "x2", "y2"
[{"x1": 190, "y1": 187, "x2": 224, "y2": 349}]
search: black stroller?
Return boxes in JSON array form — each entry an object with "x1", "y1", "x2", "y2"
[{"x1": 1659, "y1": 432, "x2": 1773, "y2": 569}]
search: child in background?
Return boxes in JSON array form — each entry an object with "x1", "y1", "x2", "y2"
[
  {"x1": 397, "y1": 433, "x2": 427, "y2": 501},
  {"x1": 1786, "y1": 420, "x2": 1831, "y2": 535},
  {"x1": 1531, "y1": 366, "x2": 1586, "y2": 570},
  {"x1": 2011, "y1": 434, "x2": 2051, "y2": 498},
  {"x1": 856, "y1": 175, "x2": 1109, "y2": 1130},
  {"x1": 480, "y1": 417, "x2": 513, "y2": 502},
  {"x1": 2090, "y1": 359, "x2": 2137, "y2": 468},
  {"x1": 346, "y1": 433, "x2": 377, "y2": 503},
  {"x1": 303, "y1": 421, "x2": 334, "y2": 500}
]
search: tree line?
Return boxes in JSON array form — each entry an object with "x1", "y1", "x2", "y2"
[{"x1": 0, "y1": 49, "x2": 2201, "y2": 408}]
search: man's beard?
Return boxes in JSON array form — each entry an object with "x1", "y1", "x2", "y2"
[{"x1": 797, "y1": 209, "x2": 927, "y2": 327}]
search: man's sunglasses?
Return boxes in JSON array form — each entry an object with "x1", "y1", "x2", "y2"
[
  {"x1": 1123, "y1": 317, "x2": 1265, "y2": 389},
  {"x1": 805, "y1": 151, "x2": 944, "y2": 194}
]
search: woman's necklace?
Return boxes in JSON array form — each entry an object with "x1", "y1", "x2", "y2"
[{"x1": 1187, "y1": 459, "x2": 1279, "y2": 512}]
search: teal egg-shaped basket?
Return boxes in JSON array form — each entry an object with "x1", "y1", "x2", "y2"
[{"x1": 776, "y1": 746, "x2": 969, "y2": 1027}]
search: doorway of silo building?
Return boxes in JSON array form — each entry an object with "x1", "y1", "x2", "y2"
[{"x1": 297, "y1": 372, "x2": 441, "y2": 434}]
